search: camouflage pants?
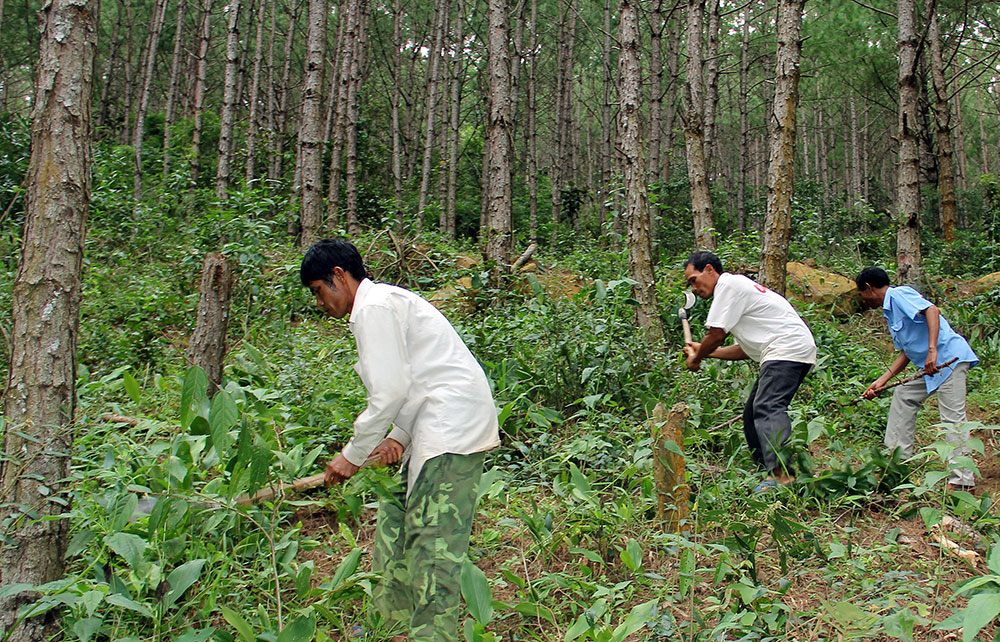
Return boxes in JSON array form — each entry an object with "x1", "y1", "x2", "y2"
[{"x1": 372, "y1": 452, "x2": 485, "y2": 642}]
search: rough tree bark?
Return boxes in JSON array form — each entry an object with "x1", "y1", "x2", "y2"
[
  {"x1": 162, "y1": 0, "x2": 186, "y2": 180},
  {"x1": 416, "y1": 0, "x2": 448, "y2": 228},
  {"x1": 297, "y1": 0, "x2": 328, "y2": 249},
  {"x1": 619, "y1": 0, "x2": 663, "y2": 342},
  {"x1": 187, "y1": 253, "x2": 233, "y2": 398},
  {"x1": 927, "y1": 6, "x2": 957, "y2": 240},
  {"x1": 215, "y1": 0, "x2": 244, "y2": 199},
  {"x1": 0, "y1": 0, "x2": 97, "y2": 637},
  {"x1": 190, "y1": 0, "x2": 212, "y2": 185},
  {"x1": 896, "y1": 0, "x2": 923, "y2": 284},
  {"x1": 483, "y1": 0, "x2": 513, "y2": 267},
  {"x1": 244, "y1": 0, "x2": 268, "y2": 184},
  {"x1": 444, "y1": 0, "x2": 465, "y2": 239},
  {"x1": 684, "y1": 0, "x2": 715, "y2": 250},
  {"x1": 737, "y1": 17, "x2": 749, "y2": 233},
  {"x1": 132, "y1": 0, "x2": 170, "y2": 201},
  {"x1": 526, "y1": 0, "x2": 539, "y2": 242},
  {"x1": 759, "y1": 0, "x2": 805, "y2": 296},
  {"x1": 325, "y1": 0, "x2": 358, "y2": 231},
  {"x1": 343, "y1": 0, "x2": 368, "y2": 236},
  {"x1": 391, "y1": 0, "x2": 404, "y2": 233}
]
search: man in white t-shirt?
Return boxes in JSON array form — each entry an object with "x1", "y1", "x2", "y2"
[
  {"x1": 683, "y1": 251, "x2": 817, "y2": 491},
  {"x1": 301, "y1": 238, "x2": 500, "y2": 641}
]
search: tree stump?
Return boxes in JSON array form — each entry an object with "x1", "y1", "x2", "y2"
[
  {"x1": 186, "y1": 253, "x2": 233, "y2": 397},
  {"x1": 651, "y1": 402, "x2": 690, "y2": 531}
]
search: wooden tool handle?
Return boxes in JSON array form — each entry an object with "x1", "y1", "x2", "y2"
[
  {"x1": 681, "y1": 318, "x2": 693, "y2": 345},
  {"x1": 235, "y1": 455, "x2": 381, "y2": 506}
]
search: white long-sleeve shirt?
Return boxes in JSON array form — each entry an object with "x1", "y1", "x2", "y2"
[{"x1": 341, "y1": 278, "x2": 500, "y2": 490}]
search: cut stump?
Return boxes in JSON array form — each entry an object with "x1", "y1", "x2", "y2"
[{"x1": 651, "y1": 402, "x2": 690, "y2": 531}]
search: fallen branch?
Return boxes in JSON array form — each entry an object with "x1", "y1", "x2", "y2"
[
  {"x1": 100, "y1": 413, "x2": 140, "y2": 426},
  {"x1": 510, "y1": 242, "x2": 538, "y2": 272}
]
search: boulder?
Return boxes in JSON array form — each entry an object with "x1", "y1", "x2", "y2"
[
  {"x1": 428, "y1": 276, "x2": 476, "y2": 314},
  {"x1": 454, "y1": 254, "x2": 481, "y2": 269},
  {"x1": 785, "y1": 261, "x2": 859, "y2": 315},
  {"x1": 973, "y1": 272, "x2": 1000, "y2": 292}
]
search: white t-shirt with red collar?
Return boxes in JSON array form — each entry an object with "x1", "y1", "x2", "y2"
[{"x1": 704, "y1": 272, "x2": 817, "y2": 365}]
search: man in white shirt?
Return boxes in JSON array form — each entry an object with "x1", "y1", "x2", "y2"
[
  {"x1": 683, "y1": 251, "x2": 816, "y2": 491},
  {"x1": 300, "y1": 239, "x2": 500, "y2": 642}
]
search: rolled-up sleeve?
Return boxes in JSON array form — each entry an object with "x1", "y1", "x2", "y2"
[{"x1": 341, "y1": 304, "x2": 411, "y2": 466}]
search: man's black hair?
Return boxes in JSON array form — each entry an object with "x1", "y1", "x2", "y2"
[
  {"x1": 300, "y1": 238, "x2": 368, "y2": 286},
  {"x1": 684, "y1": 250, "x2": 724, "y2": 274},
  {"x1": 855, "y1": 267, "x2": 890, "y2": 290}
]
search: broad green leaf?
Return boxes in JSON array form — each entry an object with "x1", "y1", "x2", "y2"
[
  {"x1": 105, "y1": 533, "x2": 146, "y2": 570},
  {"x1": 72, "y1": 616, "x2": 102, "y2": 642},
  {"x1": 568, "y1": 463, "x2": 593, "y2": 502},
  {"x1": 678, "y1": 547, "x2": 695, "y2": 596},
  {"x1": 961, "y1": 593, "x2": 1000, "y2": 642},
  {"x1": 295, "y1": 563, "x2": 314, "y2": 600},
  {"x1": 221, "y1": 605, "x2": 256, "y2": 642},
  {"x1": 123, "y1": 371, "x2": 141, "y2": 404},
  {"x1": 105, "y1": 593, "x2": 153, "y2": 618},
  {"x1": 565, "y1": 614, "x2": 591, "y2": 641},
  {"x1": 0, "y1": 583, "x2": 34, "y2": 600},
  {"x1": 461, "y1": 560, "x2": 493, "y2": 625},
  {"x1": 209, "y1": 391, "x2": 238, "y2": 457},
  {"x1": 328, "y1": 548, "x2": 362, "y2": 588},
  {"x1": 276, "y1": 614, "x2": 316, "y2": 642},
  {"x1": 514, "y1": 602, "x2": 556, "y2": 624},
  {"x1": 611, "y1": 599, "x2": 657, "y2": 642},
  {"x1": 988, "y1": 543, "x2": 1000, "y2": 575},
  {"x1": 661, "y1": 439, "x2": 683, "y2": 456},
  {"x1": 67, "y1": 529, "x2": 95, "y2": 558},
  {"x1": 162, "y1": 559, "x2": 206, "y2": 609},
  {"x1": 180, "y1": 367, "x2": 208, "y2": 430},
  {"x1": 620, "y1": 538, "x2": 642, "y2": 572},
  {"x1": 570, "y1": 548, "x2": 604, "y2": 565}
]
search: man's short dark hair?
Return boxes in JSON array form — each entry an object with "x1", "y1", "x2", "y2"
[
  {"x1": 300, "y1": 238, "x2": 368, "y2": 285},
  {"x1": 684, "y1": 250, "x2": 724, "y2": 274},
  {"x1": 855, "y1": 267, "x2": 890, "y2": 290}
]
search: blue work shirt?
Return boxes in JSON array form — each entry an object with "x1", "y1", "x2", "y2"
[{"x1": 883, "y1": 286, "x2": 978, "y2": 393}]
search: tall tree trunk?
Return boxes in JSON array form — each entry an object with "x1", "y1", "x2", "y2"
[
  {"x1": 602, "y1": 0, "x2": 617, "y2": 245},
  {"x1": 0, "y1": 0, "x2": 96, "y2": 638},
  {"x1": 245, "y1": 0, "x2": 268, "y2": 184},
  {"x1": 119, "y1": 0, "x2": 136, "y2": 144},
  {"x1": 391, "y1": 0, "x2": 404, "y2": 233},
  {"x1": 619, "y1": 0, "x2": 662, "y2": 342},
  {"x1": 951, "y1": 82, "x2": 967, "y2": 191},
  {"x1": 162, "y1": 0, "x2": 186, "y2": 180},
  {"x1": 298, "y1": 0, "x2": 328, "y2": 249},
  {"x1": 661, "y1": 10, "x2": 680, "y2": 186},
  {"x1": 978, "y1": 88, "x2": 990, "y2": 176},
  {"x1": 216, "y1": 0, "x2": 245, "y2": 199},
  {"x1": 684, "y1": 0, "x2": 715, "y2": 249},
  {"x1": 445, "y1": 0, "x2": 465, "y2": 239},
  {"x1": 97, "y1": 0, "x2": 124, "y2": 132},
  {"x1": 270, "y1": 0, "x2": 298, "y2": 184},
  {"x1": 343, "y1": 0, "x2": 368, "y2": 236},
  {"x1": 132, "y1": 0, "x2": 170, "y2": 201},
  {"x1": 526, "y1": 0, "x2": 539, "y2": 242},
  {"x1": 703, "y1": 0, "x2": 720, "y2": 172},
  {"x1": 759, "y1": 0, "x2": 805, "y2": 296},
  {"x1": 190, "y1": 0, "x2": 212, "y2": 186},
  {"x1": 647, "y1": 0, "x2": 664, "y2": 179},
  {"x1": 737, "y1": 17, "x2": 748, "y2": 233},
  {"x1": 325, "y1": 0, "x2": 357, "y2": 230},
  {"x1": 896, "y1": 0, "x2": 922, "y2": 284},
  {"x1": 850, "y1": 96, "x2": 862, "y2": 205},
  {"x1": 928, "y1": 6, "x2": 957, "y2": 240},
  {"x1": 483, "y1": 0, "x2": 513, "y2": 266},
  {"x1": 416, "y1": 0, "x2": 448, "y2": 228}
]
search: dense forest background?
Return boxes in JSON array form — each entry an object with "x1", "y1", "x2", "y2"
[{"x1": 2, "y1": 0, "x2": 1000, "y2": 640}]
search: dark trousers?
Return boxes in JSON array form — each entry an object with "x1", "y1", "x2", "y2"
[{"x1": 742, "y1": 360, "x2": 811, "y2": 473}]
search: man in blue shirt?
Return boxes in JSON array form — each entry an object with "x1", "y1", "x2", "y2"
[{"x1": 856, "y1": 267, "x2": 979, "y2": 491}]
